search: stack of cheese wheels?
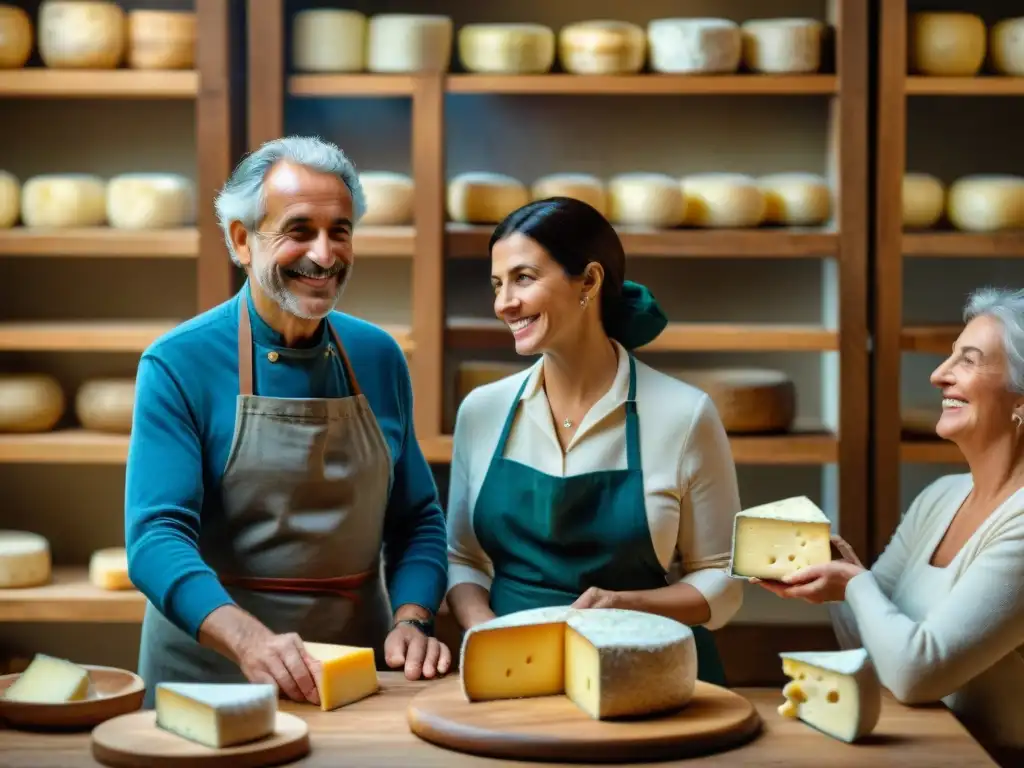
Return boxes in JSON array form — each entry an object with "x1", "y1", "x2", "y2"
[
  {"x1": 38, "y1": 0, "x2": 126, "y2": 69},
  {"x1": 447, "y1": 173, "x2": 529, "y2": 225},
  {"x1": 901, "y1": 407, "x2": 938, "y2": 437},
  {"x1": 668, "y1": 368, "x2": 796, "y2": 433},
  {"x1": 0, "y1": 530, "x2": 52, "y2": 588},
  {"x1": 367, "y1": 14, "x2": 452, "y2": 72},
  {"x1": 558, "y1": 20, "x2": 646, "y2": 75},
  {"x1": 946, "y1": 175, "x2": 1024, "y2": 232},
  {"x1": 75, "y1": 379, "x2": 135, "y2": 434},
  {"x1": 681, "y1": 173, "x2": 766, "y2": 228},
  {"x1": 991, "y1": 17, "x2": 1024, "y2": 75},
  {"x1": 456, "y1": 361, "x2": 529, "y2": 407},
  {"x1": 758, "y1": 173, "x2": 831, "y2": 226},
  {"x1": 646, "y1": 18, "x2": 741, "y2": 74},
  {"x1": 909, "y1": 12, "x2": 986, "y2": 76},
  {"x1": 89, "y1": 547, "x2": 133, "y2": 590},
  {"x1": 358, "y1": 172, "x2": 414, "y2": 226},
  {"x1": 458, "y1": 23, "x2": 555, "y2": 74},
  {"x1": 21, "y1": 174, "x2": 107, "y2": 227},
  {"x1": 0, "y1": 4, "x2": 32, "y2": 68},
  {"x1": 0, "y1": 170, "x2": 18, "y2": 228},
  {"x1": 0, "y1": 374, "x2": 65, "y2": 432},
  {"x1": 106, "y1": 173, "x2": 196, "y2": 229},
  {"x1": 607, "y1": 173, "x2": 685, "y2": 228},
  {"x1": 740, "y1": 18, "x2": 823, "y2": 73},
  {"x1": 531, "y1": 173, "x2": 607, "y2": 216},
  {"x1": 126, "y1": 10, "x2": 196, "y2": 70},
  {"x1": 292, "y1": 9, "x2": 366, "y2": 72},
  {"x1": 902, "y1": 173, "x2": 946, "y2": 230}
]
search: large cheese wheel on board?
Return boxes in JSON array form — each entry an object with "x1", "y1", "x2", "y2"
[
  {"x1": 291, "y1": 9, "x2": 366, "y2": 73},
  {"x1": 681, "y1": 173, "x2": 766, "y2": 228},
  {"x1": 447, "y1": 173, "x2": 529, "y2": 225},
  {"x1": 458, "y1": 23, "x2": 555, "y2": 74},
  {"x1": 607, "y1": 173, "x2": 685, "y2": 228},
  {"x1": 89, "y1": 547, "x2": 133, "y2": 590},
  {"x1": 0, "y1": 4, "x2": 32, "y2": 68},
  {"x1": 758, "y1": 173, "x2": 831, "y2": 226},
  {"x1": 106, "y1": 173, "x2": 195, "y2": 229},
  {"x1": 75, "y1": 379, "x2": 135, "y2": 434},
  {"x1": 946, "y1": 175, "x2": 1024, "y2": 233},
  {"x1": 127, "y1": 10, "x2": 195, "y2": 70},
  {"x1": 531, "y1": 174, "x2": 607, "y2": 216},
  {"x1": 0, "y1": 170, "x2": 18, "y2": 228},
  {"x1": 366, "y1": 14, "x2": 452, "y2": 73},
  {"x1": 38, "y1": 0, "x2": 126, "y2": 69},
  {"x1": 901, "y1": 407, "x2": 938, "y2": 437},
  {"x1": 647, "y1": 18, "x2": 741, "y2": 74},
  {"x1": 456, "y1": 362, "x2": 529, "y2": 406},
  {"x1": 991, "y1": 18, "x2": 1024, "y2": 76},
  {"x1": 0, "y1": 531, "x2": 51, "y2": 589},
  {"x1": 668, "y1": 368, "x2": 796, "y2": 433},
  {"x1": 557, "y1": 20, "x2": 646, "y2": 75},
  {"x1": 0, "y1": 374, "x2": 65, "y2": 433},
  {"x1": 22, "y1": 174, "x2": 107, "y2": 228},
  {"x1": 909, "y1": 13, "x2": 986, "y2": 77},
  {"x1": 902, "y1": 173, "x2": 945, "y2": 230},
  {"x1": 359, "y1": 172, "x2": 414, "y2": 226},
  {"x1": 740, "y1": 19, "x2": 823, "y2": 74}
]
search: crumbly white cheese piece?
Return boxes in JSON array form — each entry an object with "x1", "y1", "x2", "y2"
[{"x1": 155, "y1": 683, "x2": 277, "y2": 749}]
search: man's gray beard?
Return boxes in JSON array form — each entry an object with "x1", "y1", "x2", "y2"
[{"x1": 255, "y1": 259, "x2": 352, "y2": 320}]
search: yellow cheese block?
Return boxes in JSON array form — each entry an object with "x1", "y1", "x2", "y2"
[
  {"x1": 75, "y1": 378, "x2": 135, "y2": 434},
  {"x1": 531, "y1": 173, "x2": 607, "y2": 216},
  {"x1": 359, "y1": 171, "x2": 414, "y2": 226},
  {"x1": 946, "y1": 174, "x2": 1024, "y2": 232},
  {"x1": 22, "y1": 174, "x2": 107, "y2": 228},
  {"x1": 303, "y1": 642, "x2": 379, "y2": 711},
  {"x1": 0, "y1": 5, "x2": 33, "y2": 68},
  {"x1": 758, "y1": 173, "x2": 831, "y2": 226},
  {"x1": 680, "y1": 173, "x2": 767, "y2": 228},
  {"x1": 0, "y1": 374, "x2": 65, "y2": 433},
  {"x1": 0, "y1": 170, "x2": 19, "y2": 228},
  {"x1": 668, "y1": 368, "x2": 795, "y2": 433},
  {"x1": 127, "y1": 10, "x2": 195, "y2": 70},
  {"x1": 909, "y1": 12, "x2": 986, "y2": 76},
  {"x1": 89, "y1": 547, "x2": 132, "y2": 590},
  {"x1": 558, "y1": 20, "x2": 646, "y2": 75},
  {"x1": 902, "y1": 173, "x2": 945, "y2": 229},
  {"x1": 447, "y1": 172, "x2": 529, "y2": 225},
  {"x1": 2, "y1": 653, "x2": 92, "y2": 703},
  {"x1": 458, "y1": 23, "x2": 555, "y2": 74},
  {"x1": 729, "y1": 496, "x2": 832, "y2": 581}
]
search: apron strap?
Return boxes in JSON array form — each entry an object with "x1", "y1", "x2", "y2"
[
  {"x1": 218, "y1": 568, "x2": 376, "y2": 603},
  {"x1": 624, "y1": 353, "x2": 641, "y2": 472},
  {"x1": 490, "y1": 370, "x2": 532, "y2": 461}
]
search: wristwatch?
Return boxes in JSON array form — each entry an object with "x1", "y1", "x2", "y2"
[{"x1": 395, "y1": 617, "x2": 434, "y2": 637}]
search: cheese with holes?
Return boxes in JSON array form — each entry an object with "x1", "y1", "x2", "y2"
[
  {"x1": 779, "y1": 648, "x2": 881, "y2": 743},
  {"x1": 0, "y1": 531, "x2": 51, "y2": 588},
  {"x1": 106, "y1": 174, "x2": 195, "y2": 229},
  {"x1": 156, "y1": 683, "x2": 276, "y2": 748},
  {"x1": 89, "y1": 547, "x2": 132, "y2": 590},
  {"x1": 457, "y1": 361, "x2": 528, "y2": 405},
  {"x1": 741, "y1": 18, "x2": 823, "y2": 73},
  {"x1": 946, "y1": 174, "x2": 1024, "y2": 232},
  {"x1": 461, "y1": 607, "x2": 696, "y2": 720},
  {"x1": 458, "y1": 23, "x2": 555, "y2": 74},
  {"x1": 0, "y1": 374, "x2": 65, "y2": 433},
  {"x1": 647, "y1": 18, "x2": 741, "y2": 74},
  {"x1": 303, "y1": 642, "x2": 378, "y2": 711},
  {"x1": 22, "y1": 174, "x2": 107, "y2": 228},
  {"x1": 902, "y1": 173, "x2": 945, "y2": 229},
  {"x1": 758, "y1": 173, "x2": 831, "y2": 226},
  {"x1": 558, "y1": 21, "x2": 646, "y2": 75},
  {"x1": 608, "y1": 173, "x2": 685, "y2": 228},
  {"x1": 0, "y1": 5, "x2": 32, "y2": 68},
  {"x1": 2, "y1": 654, "x2": 92, "y2": 703},
  {"x1": 991, "y1": 17, "x2": 1024, "y2": 76},
  {"x1": 127, "y1": 10, "x2": 195, "y2": 70},
  {"x1": 358, "y1": 172, "x2": 414, "y2": 226},
  {"x1": 75, "y1": 379, "x2": 135, "y2": 433},
  {"x1": 681, "y1": 173, "x2": 766, "y2": 228},
  {"x1": 729, "y1": 496, "x2": 832, "y2": 581},
  {"x1": 291, "y1": 9, "x2": 366, "y2": 72},
  {"x1": 531, "y1": 173, "x2": 607, "y2": 215},
  {"x1": 668, "y1": 368, "x2": 795, "y2": 433},
  {"x1": 366, "y1": 14, "x2": 452, "y2": 73},
  {"x1": 448, "y1": 172, "x2": 529, "y2": 224},
  {"x1": 38, "y1": 1, "x2": 126, "y2": 69},
  {"x1": 909, "y1": 13, "x2": 986, "y2": 76},
  {"x1": 0, "y1": 170, "x2": 18, "y2": 228}
]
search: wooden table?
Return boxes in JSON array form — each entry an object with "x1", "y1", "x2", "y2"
[{"x1": 0, "y1": 672, "x2": 998, "y2": 767}]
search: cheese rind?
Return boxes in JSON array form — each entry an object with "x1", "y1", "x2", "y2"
[
  {"x1": 946, "y1": 174, "x2": 1024, "y2": 233},
  {"x1": 608, "y1": 173, "x2": 685, "y2": 228},
  {"x1": 647, "y1": 18, "x2": 741, "y2": 74},
  {"x1": 991, "y1": 17, "x2": 1024, "y2": 76},
  {"x1": 291, "y1": 9, "x2": 366, "y2": 73},
  {"x1": 729, "y1": 496, "x2": 832, "y2": 580},
  {"x1": 531, "y1": 173, "x2": 607, "y2": 216},
  {"x1": 155, "y1": 683, "x2": 276, "y2": 748},
  {"x1": 909, "y1": 12, "x2": 986, "y2": 76},
  {"x1": 740, "y1": 18, "x2": 823, "y2": 74},
  {"x1": 302, "y1": 642, "x2": 379, "y2": 711},
  {"x1": 757, "y1": 173, "x2": 831, "y2": 226},
  {"x1": 38, "y1": 1, "x2": 126, "y2": 69},
  {"x1": 2, "y1": 653, "x2": 92, "y2": 703},
  {"x1": 0, "y1": 170, "x2": 19, "y2": 228},
  {"x1": 366, "y1": 14, "x2": 453, "y2": 73},
  {"x1": 458, "y1": 23, "x2": 555, "y2": 74},
  {"x1": 667, "y1": 368, "x2": 795, "y2": 433},
  {"x1": 902, "y1": 173, "x2": 945, "y2": 230},
  {"x1": 127, "y1": 10, "x2": 195, "y2": 70},
  {"x1": 89, "y1": 547, "x2": 132, "y2": 590},
  {"x1": 0, "y1": 373, "x2": 65, "y2": 433},
  {"x1": 0, "y1": 5, "x2": 33, "y2": 68},
  {"x1": 447, "y1": 172, "x2": 529, "y2": 224},
  {"x1": 0, "y1": 530, "x2": 51, "y2": 588},
  {"x1": 681, "y1": 173, "x2": 766, "y2": 228},
  {"x1": 106, "y1": 173, "x2": 195, "y2": 229},
  {"x1": 75, "y1": 378, "x2": 135, "y2": 433},
  {"x1": 22, "y1": 174, "x2": 107, "y2": 228},
  {"x1": 558, "y1": 20, "x2": 646, "y2": 75},
  {"x1": 358, "y1": 172, "x2": 414, "y2": 226}
]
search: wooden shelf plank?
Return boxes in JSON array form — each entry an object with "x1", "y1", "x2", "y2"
[
  {"x1": 446, "y1": 74, "x2": 838, "y2": 95},
  {"x1": 0, "y1": 431, "x2": 129, "y2": 464},
  {"x1": 901, "y1": 326, "x2": 959, "y2": 354},
  {"x1": 0, "y1": 69, "x2": 198, "y2": 98},
  {"x1": 355, "y1": 226, "x2": 415, "y2": 256},
  {"x1": 900, "y1": 440, "x2": 964, "y2": 464},
  {"x1": 906, "y1": 76, "x2": 1024, "y2": 96},
  {"x1": 903, "y1": 231, "x2": 1024, "y2": 257},
  {"x1": 289, "y1": 74, "x2": 416, "y2": 97},
  {"x1": 0, "y1": 227, "x2": 199, "y2": 257},
  {"x1": 0, "y1": 321, "x2": 179, "y2": 352},
  {"x1": 446, "y1": 224, "x2": 838, "y2": 258},
  {"x1": 0, "y1": 567, "x2": 145, "y2": 623}
]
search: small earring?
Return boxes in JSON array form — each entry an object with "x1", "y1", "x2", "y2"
[
  {"x1": 580, "y1": 295, "x2": 589, "y2": 308},
  {"x1": 1013, "y1": 414, "x2": 1022, "y2": 429}
]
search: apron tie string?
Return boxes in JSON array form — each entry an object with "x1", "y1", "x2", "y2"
[{"x1": 218, "y1": 569, "x2": 376, "y2": 604}]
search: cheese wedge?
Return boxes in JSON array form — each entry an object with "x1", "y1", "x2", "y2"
[
  {"x1": 155, "y1": 682, "x2": 276, "y2": 748},
  {"x1": 730, "y1": 496, "x2": 832, "y2": 580},
  {"x1": 303, "y1": 642, "x2": 379, "y2": 711},
  {"x1": 89, "y1": 547, "x2": 132, "y2": 590},
  {"x1": 2, "y1": 653, "x2": 93, "y2": 703}
]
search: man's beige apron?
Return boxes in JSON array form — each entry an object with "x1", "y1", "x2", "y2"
[{"x1": 137, "y1": 298, "x2": 394, "y2": 707}]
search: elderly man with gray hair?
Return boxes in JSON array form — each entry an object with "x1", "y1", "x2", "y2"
[{"x1": 125, "y1": 136, "x2": 451, "y2": 709}]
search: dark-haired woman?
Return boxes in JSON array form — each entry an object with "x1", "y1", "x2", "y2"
[{"x1": 444, "y1": 197, "x2": 743, "y2": 685}]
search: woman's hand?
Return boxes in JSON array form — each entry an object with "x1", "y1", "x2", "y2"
[
  {"x1": 572, "y1": 586, "x2": 621, "y2": 609},
  {"x1": 754, "y1": 535, "x2": 866, "y2": 604}
]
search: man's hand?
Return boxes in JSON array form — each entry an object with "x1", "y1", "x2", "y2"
[
  {"x1": 235, "y1": 630, "x2": 322, "y2": 706},
  {"x1": 385, "y1": 622, "x2": 451, "y2": 680}
]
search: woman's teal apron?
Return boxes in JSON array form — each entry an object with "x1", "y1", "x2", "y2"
[{"x1": 472, "y1": 353, "x2": 727, "y2": 686}]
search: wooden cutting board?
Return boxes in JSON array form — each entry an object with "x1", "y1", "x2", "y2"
[{"x1": 407, "y1": 677, "x2": 762, "y2": 763}]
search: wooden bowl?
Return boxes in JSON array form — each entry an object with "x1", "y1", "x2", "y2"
[{"x1": 0, "y1": 665, "x2": 145, "y2": 729}]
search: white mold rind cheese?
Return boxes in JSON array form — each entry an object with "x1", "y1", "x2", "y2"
[
  {"x1": 647, "y1": 18, "x2": 741, "y2": 74},
  {"x1": 991, "y1": 17, "x2": 1024, "y2": 76},
  {"x1": 22, "y1": 174, "x2": 107, "y2": 228},
  {"x1": 740, "y1": 18, "x2": 823, "y2": 74},
  {"x1": 155, "y1": 683, "x2": 277, "y2": 749},
  {"x1": 366, "y1": 14, "x2": 453, "y2": 73},
  {"x1": 447, "y1": 172, "x2": 529, "y2": 225},
  {"x1": 0, "y1": 530, "x2": 52, "y2": 589},
  {"x1": 106, "y1": 174, "x2": 195, "y2": 229},
  {"x1": 38, "y1": 1, "x2": 126, "y2": 69},
  {"x1": 909, "y1": 12, "x2": 986, "y2": 77},
  {"x1": 531, "y1": 173, "x2": 607, "y2": 216},
  {"x1": 0, "y1": 4, "x2": 33, "y2": 68},
  {"x1": 127, "y1": 10, "x2": 196, "y2": 70},
  {"x1": 729, "y1": 495, "x2": 832, "y2": 581},
  {"x1": 681, "y1": 173, "x2": 766, "y2": 228},
  {"x1": 758, "y1": 173, "x2": 831, "y2": 226},
  {"x1": 902, "y1": 173, "x2": 946, "y2": 230},
  {"x1": 357, "y1": 172, "x2": 414, "y2": 226},
  {"x1": 0, "y1": 170, "x2": 19, "y2": 228},
  {"x1": 291, "y1": 9, "x2": 366, "y2": 73},
  {"x1": 0, "y1": 374, "x2": 65, "y2": 433},
  {"x1": 608, "y1": 173, "x2": 685, "y2": 228},
  {"x1": 458, "y1": 23, "x2": 555, "y2": 74},
  {"x1": 558, "y1": 20, "x2": 646, "y2": 75},
  {"x1": 946, "y1": 174, "x2": 1024, "y2": 233}
]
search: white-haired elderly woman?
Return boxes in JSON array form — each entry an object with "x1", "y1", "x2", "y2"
[{"x1": 761, "y1": 286, "x2": 1024, "y2": 765}]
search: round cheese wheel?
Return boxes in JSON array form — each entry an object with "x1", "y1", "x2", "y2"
[
  {"x1": 531, "y1": 173, "x2": 607, "y2": 216},
  {"x1": 740, "y1": 18, "x2": 823, "y2": 74},
  {"x1": 0, "y1": 374, "x2": 65, "y2": 433},
  {"x1": 359, "y1": 172, "x2": 414, "y2": 226},
  {"x1": 0, "y1": 4, "x2": 33, "y2": 68},
  {"x1": 0, "y1": 531, "x2": 52, "y2": 589},
  {"x1": 127, "y1": 10, "x2": 195, "y2": 70},
  {"x1": 909, "y1": 12, "x2": 986, "y2": 76},
  {"x1": 75, "y1": 378, "x2": 135, "y2": 434},
  {"x1": 456, "y1": 362, "x2": 528, "y2": 405},
  {"x1": 681, "y1": 173, "x2": 767, "y2": 228},
  {"x1": 89, "y1": 547, "x2": 133, "y2": 590},
  {"x1": 902, "y1": 407, "x2": 938, "y2": 437},
  {"x1": 902, "y1": 173, "x2": 945, "y2": 229},
  {"x1": 990, "y1": 17, "x2": 1024, "y2": 76},
  {"x1": 106, "y1": 173, "x2": 196, "y2": 229},
  {"x1": 366, "y1": 14, "x2": 453, "y2": 73},
  {"x1": 668, "y1": 368, "x2": 796, "y2": 433},
  {"x1": 647, "y1": 18, "x2": 741, "y2": 74},
  {"x1": 0, "y1": 170, "x2": 19, "y2": 228},
  {"x1": 757, "y1": 173, "x2": 831, "y2": 226},
  {"x1": 291, "y1": 9, "x2": 366, "y2": 73},
  {"x1": 946, "y1": 175, "x2": 1024, "y2": 232},
  {"x1": 607, "y1": 173, "x2": 685, "y2": 228},
  {"x1": 38, "y1": 0, "x2": 126, "y2": 69},
  {"x1": 458, "y1": 23, "x2": 555, "y2": 74},
  {"x1": 22, "y1": 174, "x2": 107, "y2": 227},
  {"x1": 558, "y1": 20, "x2": 646, "y2": 75},
  {"x1": 447, "y1": 172, "x2": 529, "y2": 225}
]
